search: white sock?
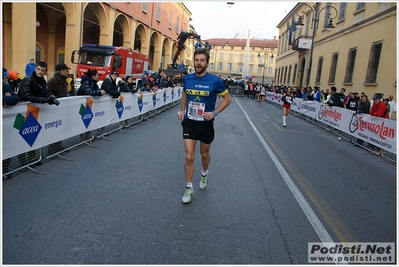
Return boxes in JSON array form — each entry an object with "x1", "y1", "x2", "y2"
[
  {"x1": 283, "y1": 116, "x2": 286, "y2": 124},
  {"x1": 201, "y1": 170, "x2": 208, "y2": 176},
  {"x1": 186, "y1": 182, "x2": 193, "y2": 188}
]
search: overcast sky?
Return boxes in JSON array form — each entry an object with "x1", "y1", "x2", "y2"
[{"x1": 183, "y1": 1, "x2": 298, "y2": 40}]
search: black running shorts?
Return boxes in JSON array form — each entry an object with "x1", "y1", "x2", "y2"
[{"x1": 181, "y1": 118, "x2": 214, "y2": 144}]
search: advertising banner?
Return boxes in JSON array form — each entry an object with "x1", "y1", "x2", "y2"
[{"x1": 2, "y1": 87, "x2": 182, "y2": 158}]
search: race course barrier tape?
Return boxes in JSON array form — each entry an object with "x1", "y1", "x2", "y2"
[
  {"x1": 266, "y1": 92, "x2": 396, "y2": 154},
  {"x1": 3, "y1": 87, "x2": 182, "y2": 159}
]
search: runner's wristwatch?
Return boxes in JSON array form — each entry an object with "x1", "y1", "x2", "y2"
[{"x1": 213, "y1": 110, "x2": 218, "y2": 116}]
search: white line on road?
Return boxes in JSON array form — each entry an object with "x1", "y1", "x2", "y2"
[{"x1": 235, "y1": 99, "x2": 346, "y2": 265}]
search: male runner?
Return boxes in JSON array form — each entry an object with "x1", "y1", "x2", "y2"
[{"x1": 177, "y1": 48, "x2": 232, "y2": 204}]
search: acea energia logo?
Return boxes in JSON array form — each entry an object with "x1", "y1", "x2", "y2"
[
  {"x1": 13, "y1": 104, "x2": 42, "y2": 147},
  {"x1": 115, "y1": 95, "x2": 124, "y2": 119},
  {"x1": 79, "y1": 98, "x2": 94, "y2": 128}
]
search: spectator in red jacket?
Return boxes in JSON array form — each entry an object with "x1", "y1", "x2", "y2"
[
  {"x1": 369, "y1": 93, "x2": 389, "y2": 155},
  {"x1": 370, "y1": 93, "x2": 389, "y2": 119}
]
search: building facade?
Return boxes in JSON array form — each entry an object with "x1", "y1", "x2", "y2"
[
  {"x1": 276, "y1": 2, "x2": 397, "y2": 99},
  {"x1": 205, "y1": 36, "x2": 278, "y2": 84},
  {"x1": 2, "y1": 2, "x2": 194, "y2": 79}
]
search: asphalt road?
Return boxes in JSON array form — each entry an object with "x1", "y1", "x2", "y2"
[{"x1": 2, "y1": 95, "x2": 396, "y2": 264}]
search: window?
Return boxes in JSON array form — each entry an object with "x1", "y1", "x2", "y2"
[
  {"x1": 176, "y1": 16, "x2": 180, "y2": 33},
  {"x1": 210, "y1": 63, "x2": 214, "y2": 70},
  {"x1": 218, "y1": 63, "x2": 223, "y2": 70},
  {"x1": 288, "y1": 65, "x2": 292, "y2": 84},
  {"x1": 142, "y1": 2, "x2": 147, "y2": 13},
  {"x1": 258, "y1": 66, "x2": 262, "y2": 74},
  {"x1": 305, "y1": 16, "x2": 310, "y2": 36},
  {"x1": 315, "y1": 56, "x2": 323, "y2": 83},
  {"x1": 339, "y1": 3, "x2": 346, "y2": 20},
  {"x1": 356, "y1": 2, "x2": 365, "y2": 11},
  {"x1": 219, "y1": 53, "x2": 224, "y2": 60},
  {"x1": 156, "y1": 3, "x2": 161, "y2": 21},
  {"x1": 293, "y1": 63, "x2": 297, "y2": 83},
  {"x1": 328, "y1": 53, "x2": 339, "y2": 83},
  {"x1": 324, "y1": 3, "x2": 332, "y2": 28},
  {"x1": 238, "y1": 64, "x2": 243, "y2": 73},
  {"x1": 250, "y1": 54, "x2": 254, "y2": 62},
  {"x1": 365, "y1": 41, "x2": 382, "y2": 84},
  {"x1": 344, "y1": 48, "x2": 357, "y2": 83},
  {"x1": 211, "y1": 52, "x2": 215, "y2": 60},
  {"x1": 283, "y1": 66, "x2": 287, "y2": 83},
  {"x1": 228, "y1": 63, "x2": 232, "y2": 72},
  {"x1": 267, "y1": 67, "x2": 272, "y2": 75},
  {"x1": 239, "y1": 54, "x2": 244, "y2": 61},
  {"x1": 249, "y1": 65, "x2": 253, "y2": 73},
  {"x1": 229, "y1": 53, "x2": 233, "y2": 61},
  {"x1": 169, "y1": 11, "x2": 172, "y2": 29}
]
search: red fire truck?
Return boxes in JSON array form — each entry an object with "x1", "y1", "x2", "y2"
[{"x1": 71, "y1": 44, "x2": 149, "y2": 90}]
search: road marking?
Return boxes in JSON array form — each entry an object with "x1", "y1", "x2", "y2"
[
  {"x1": 272, "y1": 123, "x2": 336, "y2": 138},
  {"x1": 236, "y1": 99, "x2": 345, "y2": 263}
]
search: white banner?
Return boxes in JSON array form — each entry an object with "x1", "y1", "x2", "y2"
[
  {"x1": 265, "y1": 93, "x2": 397, "y2": 154},
  {"x1": 2, "y1": 87, "x2": 182, "y2": 158}
]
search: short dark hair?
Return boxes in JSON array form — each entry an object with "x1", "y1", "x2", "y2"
[
  {"x1": 37, "y1": 61, "x2": 47, "y2": 70},
  {"x1": 194, "y1": 47, "x2": 210, "y2": 63}
]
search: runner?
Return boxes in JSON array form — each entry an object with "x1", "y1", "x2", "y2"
[
  {"x1": 259, "y1": 84, "x2": 266, "y2": 106},
  {"x1": 282, "y1": 87, "x2": 294, "y2": 127},
  {"x1": 177, "y1": 47, "x2": 232, "y2": 204}
]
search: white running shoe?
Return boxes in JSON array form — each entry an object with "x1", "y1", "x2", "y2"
[
  {"x1": 199, "y1": 173, "x2": 208, "y2": 189},
  {"x1": 182, "y1": 187, "x2": 194, "y2": 203}
]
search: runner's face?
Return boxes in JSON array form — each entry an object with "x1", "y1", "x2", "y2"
[{"x1": 194, "y1": 54, "x2": 208, "y2": 76}]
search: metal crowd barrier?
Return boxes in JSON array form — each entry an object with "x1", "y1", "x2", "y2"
[{"x1": 2, "y1": 98, "x2": 181, "y2": 178}]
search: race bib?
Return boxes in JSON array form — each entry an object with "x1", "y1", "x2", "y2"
[{"x1": 188, "y1": 101, "x2": 205, "y2": 121}]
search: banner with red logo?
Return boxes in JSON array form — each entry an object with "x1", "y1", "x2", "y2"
[{"x1": 265, "y1": 94, "x2": 396, "y2": 154}]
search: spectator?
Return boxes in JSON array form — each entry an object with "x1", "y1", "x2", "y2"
[
  {"x1": 48, "y1": 63, "x2": 71, "y2": 98},
  {"x1": 19, "y1": 61, "x2": 60, "y2": 166},
  {"x1": 119, "y1": 75, "x2": 138, "y2": 94},
  {"x1": 346, "y1": 92, "x2": 358, "y2": 111},
  {"x1": 47, "y1": 63, "x2": 71, "y2": 153},
  {"x1": 326, "y1": 87, "x2": 344, "y2": 108},
  {"x1": 383, "y1": 98, "x2": 390, "y2": 116},
  {"x1": 147, "y1": 75, "x2": 156, "y2": 89},
  {"x1": 19, "y1": 61, "x2": 59, "y2": 105},
  {"x1": 370, "y1": 93, "x2": 389, "y2": 119},
  {"x1": 357, "y1": 95, "x2": 371, "y2": 115},
  {"x1": 101, "y1": 71, "x2": 120, "y2": 98},
  {"x1": 312, "y1": 86, "x2": 321, "y2": 102},
  {"x1": 25, "y1": 58, "x2": 36, "y2": 76},
  {"x1": 369, "y1": 93, "x2": 389, "y2": 154},
  {"x1": 6, "y1": 69, "x2": 23, "y2": 93},
  {"x1": 354, "y1": 95, "x2": 371, "y2": 147},
  {"x1": 77, "y1": 69, "x2": 106, "y2": 96},
  {"x1": 166, "y1": 75, "x2": 174, "y2": 87},
  {"x1": 3, "y1": 70, "x2": 19, "y2": 106},
  {"x1": 388, "y1": 95, "x2": 396, "y2": 119},
  {"x1": 306, "y1": 86, "x2": 313, "y2": 101},
  {"x1": 338, "y1": 88, "x2": 346, "y2": 106},
  {"x1": 300, "y1": 87, "x2": 307, "y2": 99},
  {"x1": 141, "y1": 81, "x2": 152, "y2": 92},
  {"x1": 322, "y1": 88, "x2": 329, "y2": 102},
  {"x1": 354, "y1": 92, "x2": 360, "y2": 103}
]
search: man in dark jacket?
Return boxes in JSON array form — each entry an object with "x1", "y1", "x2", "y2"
[
  {"x1": 326, "y1": 87, "x2": 344, "y2": 108},
  {"x1": 101, "y1": 71, "x2": 120, "y2": 98},
  {"x1": 19, "y1": 61, "x2": 59, "y2": 105},
  {"x1": 48, "y1": 63, "x2": 71, "y2": 153},
  {"x1": 48, "y1": 63, "x2": 71, "y2": 98}
]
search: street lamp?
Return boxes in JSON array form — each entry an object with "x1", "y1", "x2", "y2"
[
  {"x1": 257, "y1": 50, "x2": 274, "y2": 85},
  {"x1": 295, "y1": 2, "x2": 337, "y2": 88}
]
